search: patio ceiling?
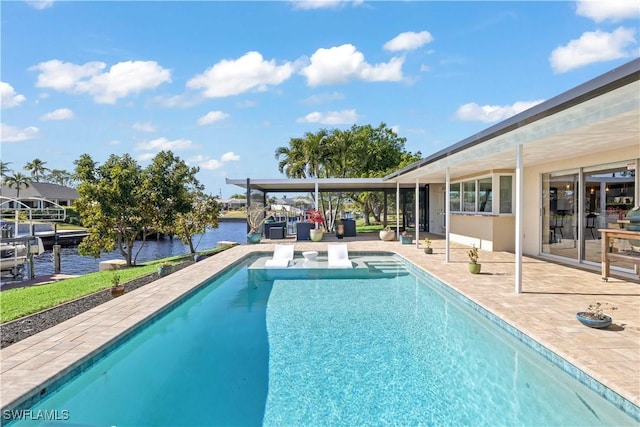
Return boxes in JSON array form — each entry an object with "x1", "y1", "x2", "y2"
[
  {"x1": 225, "y1": 177, "x2": 417, "y2": 193},
  {"x1": 389, "y1": 60, "x2": 640, "y2": 184}
]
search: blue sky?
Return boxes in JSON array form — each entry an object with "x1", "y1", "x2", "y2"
[{"x1": 1, "y1": 0, "x2": 638, "y2": 198}]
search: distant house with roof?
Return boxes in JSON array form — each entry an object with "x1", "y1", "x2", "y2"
[{"x1": 0, "y1": 182, "x2": 78, "y2": 209}]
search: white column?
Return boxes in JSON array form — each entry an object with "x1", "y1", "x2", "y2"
[
  {"x1": 314, "y1": 181, "x2": 319, "y2": 210},
  {"x1": 515, "y1": 145, "x2": 523, "y2": 293},
  {"x1": 445, "y1": 167, "x2": 451, "y2": 263},
  {"x1": 415, "y1": 179, "x2": 420, "y2": 248},
  {"x1": 396, "y1": 181, "x2": 400, "y2": 236}
]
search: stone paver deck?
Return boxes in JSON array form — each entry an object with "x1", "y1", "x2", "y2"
[{"x1": 1, "y1": 235, "x2": 639, "y2": 419}]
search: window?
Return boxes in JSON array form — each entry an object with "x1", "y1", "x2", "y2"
[
  {"x1": 499, "y1": 176, "x2": 512, "y2": 213},
  {"x1": 463, "y1": 181, "x2": 476, "y2": 212},
  {"x1": 449, "y1": 183, "x2": 461, "y2": 211},
  {"x1": 448, "y1": 174, "x2": 513, "y2": 214}
]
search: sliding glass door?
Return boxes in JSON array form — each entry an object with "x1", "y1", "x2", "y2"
[{"x1": 541, "y1": 171, "x2": 578, "y2": 259}]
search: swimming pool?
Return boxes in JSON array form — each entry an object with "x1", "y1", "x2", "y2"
[{"x1": 7, "y1": 254, "x2": 637, "y2": 426}]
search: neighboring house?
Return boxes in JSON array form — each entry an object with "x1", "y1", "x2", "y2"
[
  {"x1": 0, "y1": 182, "x2": 78, "y2": 209},
  {"x1": 218, "y1": 198, "x2": 247, "y2": 212}
]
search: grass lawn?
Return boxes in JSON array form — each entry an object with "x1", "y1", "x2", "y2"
[{"x1": 0, "y1": 245, "x2": 235, "y2": 323}]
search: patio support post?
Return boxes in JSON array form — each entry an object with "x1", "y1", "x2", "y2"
[
  {"x1": 515, "y1": 145, "x2": 523, "y2": 293},
  {"x1": 445, "y1": 167, "x2": 451, "y2": 263},
  {"x1": 314, "y1": 180, "x2": 319, "y2": 210},
  {"x1": 415, "y1": 179, "x2": 420, "y2": 248},
  {"x1": 396, "y1": 182, "x2": 400, "y2": 236},
  {"x1": 246, "y1": 178, "x2": 251, "y2": 234}
]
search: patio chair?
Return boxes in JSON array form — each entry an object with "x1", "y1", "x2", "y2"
[
  {"x1": 265, "y1": 244, "x2": 295, "y2": 268},
  {"x1": 327, "y1": 244, "x2": 353, "y2": 268}
]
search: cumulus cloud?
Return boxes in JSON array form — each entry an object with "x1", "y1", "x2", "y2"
[
  {"x1": 132, "y1": 122, "x2": 157, "y2": 133},
  {"x1": 0, "y1": 123, "x2": 39, "y2": 142},
  {"x1": 1, "y1": 82, "x2": 26, "y2": 109},
  {"x1": 221, "y1": 152, "x2": 240, "y2": 162},
  {"x1": 297, "y1": 109, "x2": 359, "y2": 125},
  {"x1": 135, "y1": 137, "x2": 193, "y2": 152},
  {"x1": 191, "y1": 151, "x2": 240, "y2": 170},
  {"x1": 29, "y1": 59, "x2": 171, "y2": 104},
  {"x1": 40, "y1": 108, "x2": 74, "y2": 121},
  {"x1": 550, "y1": 27, "x2": 637, "y2": 73},
  {"x1": 576, "y1": 0, "x2": 640, "y2": 23},
  {"x1": 291, "y1": 0, "x2": 363, "y2": 10},
  {"x1": 302, "y1": 91, "x2": 345, "y2": 105},
  {"x1": 187, "y1": 51, "x2": 294, "y2": 98},
  {"x1": 197, "y1": 111, "x2": 230, "y2": 126},
  {"x1": 383, "y1": 31, "x2": 434, "y2": 52},
  {"x1": 454, "y1": 100, "x2": 545, "y2": 123},
  {"x1": 25, "y1": 0, "x2": 54, "y2": 10},
  {"x1": 300, "y1": 44, "x2": 404, "y2": 86}
]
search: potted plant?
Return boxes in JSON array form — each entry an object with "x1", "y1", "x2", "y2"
[
  {"x1": 379, "y1": 226, "x2": 396, "y2": 241},
  {"x1": 399, "y1": 231, "x2": 412, "y2": 244},
  {"x1": 158, "y1": 262, "x2": 172, "y2": 277},
  {"x1": 307, "y1": 209, "x2": 325, "y2": 242},
  {"x1": 423, "y1": 237, "x2": 433, "y2": 254},
  {"x1": 246, "y1": 205, "x2": 271, "y2": 244},
  {"x1": 467, "y1": 245, "x2": 481, "y2": 274},
  {"x1": 110, "y1": 272, "x2": 125, "y2": 297},
  {"x1": 576, "y1": 302, "x2": 617, "y2": 329}
]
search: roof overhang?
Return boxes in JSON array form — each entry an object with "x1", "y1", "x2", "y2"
[
  {"x1": 225, "y1": 178, "x2": 418, "y2": 193},
  {"x1": 387, "y1": 58, "x2": 640, "y2": 184}
]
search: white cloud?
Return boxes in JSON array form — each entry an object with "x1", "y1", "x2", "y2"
[
  {"x1": 1, "y1": 82, "x2": 27, "y2": 109},
  {"x1": 419, "y1": 64, "x2": 431, "y2": 72},
  {"x1": 192, "y1": 152, "x2": 240, "y2": 170},
  {"x1": 153, "y1": 94, "x2": 200, "y2": 108},
  {"x1": 40, "y1": 108, "x2": 74, "y2": 121},
  {"x1": 197, "y1": 111, "x2": 230, "y2": 126},
  {"x1": 454, "y1": 100, "x2": 545, "y2": 123},
  {"x1": 187, "y1": 51, "x2": 294, "y2": 98},
  {"x1": 29, "y1": 59, "x2": 172, "y2": 104},
  {"x1": 25, "y1": 0, "x2": 54, "y2": 10},
  {"x1": 383, "y1": 31, "x2": 434, "y2": 52},
  {"x1": 291, "y1": 0, "x2": 363, "y2": 10},
  {"x1": 132, "y1": 122, "x2": 157, "y2": 133},
  {"x1": 220, "y1": 151, "x2": 240, "y2": 162},
  {"x1": 0, "y1": 123, "x2": 39, "y2": 142},
  {"x1": 297, "y1": 109, "x2": 359, "y2": 125},
  {"x1": 550, "y1": 27, "x2": 637, "y2": 73},
  {"x1": 576, "y1": 0, "x2": 640, "y2": 23},
  {"x1": 300, "y1": 44, "x2": 404, "y2": 86},
  {"x1": 135, "y1": 137, "x2": 193, "y2": 152},
  {"x1": 302, "y1": 91, "x2": 345, "y2": 105},
  {"x1": 236, "y1": 100, "x2": 257, "y2": 108}
]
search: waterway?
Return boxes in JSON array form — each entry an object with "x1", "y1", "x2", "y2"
[{"x1": 11, "y1": 221, "x2": 247, "y2": 280}]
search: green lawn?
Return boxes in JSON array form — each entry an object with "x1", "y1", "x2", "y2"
[{"x1": 0, "y1": 245, "x2": 235, "y2": 323}]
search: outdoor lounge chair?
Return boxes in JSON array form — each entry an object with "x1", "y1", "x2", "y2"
[
  {"x1": 264, "y1": 244, "x2": 295, "y2": 268},
  {"x1": 327, "y1": 243, "x2": 352, "y2": 268}
]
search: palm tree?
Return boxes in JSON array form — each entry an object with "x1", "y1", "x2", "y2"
[
  {"x1": 47, "y1": 169, "x2": 74, "y2": 186},
  {"x1": 24, "y1": 158, "x2": 50, "y2": 182},
  {"x1": 5, "y1": 172, "x2": 32, "y2": 199},
  {"x1": 0, "y1": 161, "x2": 12, "y2": 184}
]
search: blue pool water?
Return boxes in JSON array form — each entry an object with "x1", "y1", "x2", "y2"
[{"x1": 9, "y1": 255, "x2": 637, "y2": 426}]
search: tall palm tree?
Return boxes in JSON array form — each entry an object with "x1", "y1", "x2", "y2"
[
  {"x1": 0, "y1": 160, "x2": 13, "y2": 182},
  {"x1": 5, "y1": 172, "x2": 32, "y2": 199},
  {"x1": 24, "y1": 158, "x2": 50, "y2": 182},
  {"x1": 47, "y1": 169, "x2": 74, "y2": 186}
]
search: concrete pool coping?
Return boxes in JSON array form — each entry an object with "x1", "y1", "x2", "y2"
[{"x1": 1, "y1": 239, "x2": 639, "y2": 419}]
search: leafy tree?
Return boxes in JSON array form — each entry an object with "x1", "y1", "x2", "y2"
[
  {"x1": 274, "y1": 123, "x2": 421, "y2": 228},
  {"x1": 170, "y1": 191, "x2": 220, "y2": 254},
  {"x1": 4, "y1": 173, "x2": 32, "y2": 198},
  {"x1": 24, "y1": 158, "x2": 50, "y2": 182},
  {"x1": 74, "y1": 154, "x2": 145, "y2": 266},
  {"x1": 73, "y1": 151, "x2": 209, "y2": 266},
  {"x1": 46, "y1": 169, "x2": 74, "y2": 186}
]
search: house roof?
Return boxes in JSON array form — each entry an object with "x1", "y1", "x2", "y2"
[
  {"x1": 225, "y1": 177, "x2": 419, "y2": 193},
  {"x1": 0, "y1": 182, "x2": 79, "y2": 200}
]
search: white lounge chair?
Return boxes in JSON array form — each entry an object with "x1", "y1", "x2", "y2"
[
  {"x1": 264, "y1": 244, "x2": 295, "y2": 268},
  {"x1": 327, "y1": 244, "x2": 352, "y2": 268}
]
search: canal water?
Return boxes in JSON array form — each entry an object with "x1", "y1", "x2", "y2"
[{"x1": 24, "y1": 221, "x2": 247, "y2": 278}]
